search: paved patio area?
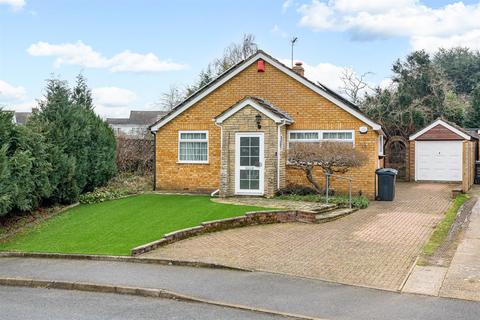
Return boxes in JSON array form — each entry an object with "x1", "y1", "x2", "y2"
[{"x1": 142, "y1": 183, "x2": 453, "y2": 291}]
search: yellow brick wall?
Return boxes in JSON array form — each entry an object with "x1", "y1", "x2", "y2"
[
  {"x1": 462, "y1": 140, "x2": 476, "y2": 192},
  {"x1": 155, "y1": 60, "x2": 381, "y2": 198}
]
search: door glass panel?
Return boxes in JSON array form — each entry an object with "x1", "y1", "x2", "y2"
[
  {"x1": 240, "y1": 156, "x2": 250, "y2": 166},
  {"x1": 240, "y1": 178, "x2": 249, "y2": 190},
  {"x1": 238, "y1": 136, "x2": 261, "y2": 191}
]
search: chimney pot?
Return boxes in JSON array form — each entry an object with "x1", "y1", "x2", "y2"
[{"x1": 292, "y1": 61, "x2": 304, "y2": 77}]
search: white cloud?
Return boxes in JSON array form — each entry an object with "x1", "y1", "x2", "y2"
[
  {"x1": 27, "y1": 41, "x2": 187, "y2": 73},
  {"x1": 92, "y1": 87, "x2": 138, "y2": 118},
  {"x1": 282, "y1": 0, "x2": 294, "y2": 12},
  {"x1": 0, "y1": 0, "x2": 25, "y2": 11},
  {"x1": 297, "y1": 0, "x2": 480, "y2": 51},
  {"x1": 0, "y1": 80, "x2": 27, "y2": 101},
  {"x1": 92, "y1": 87, "x2": 137, "y2": 108},
  {"x1": 281, "y1": 58, "x2": 383, "y2": 99},
  {"x1": 271, "y1": 24, "x2": 289, "y2": 38},
  {"x1": 412, "y1": 30, "x2": 480, "y2": 52},
  {"x1": 9, "y1": 100, "x2": 37, "y2": 112}
]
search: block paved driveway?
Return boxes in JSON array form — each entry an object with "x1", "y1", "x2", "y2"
[{"x1": 143, "y1": 183, "x2": 452, "y2": 291}]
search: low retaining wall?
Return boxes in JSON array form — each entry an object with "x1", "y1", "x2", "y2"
[{"x1": 131, "y1": 210, "x2": 315, "y2": 256}]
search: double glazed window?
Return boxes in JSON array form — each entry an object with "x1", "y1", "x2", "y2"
[
  {"x1": 288, "y1": 130, "x2": 355, "y2": 144},
  {"x1": 178, "y1": 131, "x2": 208, "y2": 163}
]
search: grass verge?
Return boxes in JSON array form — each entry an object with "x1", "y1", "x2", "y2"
[
  {"x1": 422, "y1": 194, "x2": 470, "y2": 257},
  {"x1": 0, "y1": 194, "x2": 269, "y2": 256}
]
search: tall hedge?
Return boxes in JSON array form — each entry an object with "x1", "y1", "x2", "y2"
[{"x1": 0, "y1": 75, "x2": 116, "y2": 216}]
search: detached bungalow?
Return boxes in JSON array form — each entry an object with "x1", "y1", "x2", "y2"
[{"x1": 150, "y1": 51, "x2": 385, "y2": 199}]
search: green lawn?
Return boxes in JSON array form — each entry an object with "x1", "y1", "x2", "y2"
[{"x1": 0, "y1": 194, "x2": 268, "y2": 256}]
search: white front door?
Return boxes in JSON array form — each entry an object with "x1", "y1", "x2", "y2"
[
  {"x1": 416, "y1": 140, "x2": 463, "y2": 181},
  {"x1": 235, "y1": 133, "x2": 264, "y2": 195}
]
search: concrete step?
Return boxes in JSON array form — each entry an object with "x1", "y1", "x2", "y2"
[
  {"x1": 315, "y1": 207, "x2": 358, "y2": 223},
  {"x1": 311, "y1": 203, "x2": 339, "y2": 214}
]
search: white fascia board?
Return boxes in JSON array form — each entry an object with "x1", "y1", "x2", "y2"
[
  {"x1": 409, "y1": 119, "x2": 470, "y2": 141},
  {"x1": 151, "y1": 52, "x2": 381, "y2": 132},
  {"x1": 215, "y1": 99, "x2": 286, "y2": 124}
]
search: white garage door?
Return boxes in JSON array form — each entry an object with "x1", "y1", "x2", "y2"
[{"x1": 416, "y1": 141, "x2": 463, "y2": 181}]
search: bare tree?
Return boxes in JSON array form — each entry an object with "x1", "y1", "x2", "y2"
[
  {"x1": 157, "y1": 84, "x2": 186, "y2": 111},
  {"x1": 212, "y1": 34, "x2": 258, "y2": 75},
  {"x1": 339, "y1": 68, "x2": 373, "y2": 104},
  {"x1": 288, "y1": 141, "x2": 367, "y2": 193}
]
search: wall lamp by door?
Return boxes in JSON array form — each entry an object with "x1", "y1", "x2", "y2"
[{"x1": 255, "y1": 114, "x2": 262, "y2": 129}]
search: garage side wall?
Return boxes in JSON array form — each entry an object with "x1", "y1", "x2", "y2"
[
  {"x1": 409, "y1": 142, "x2": 415, "y2": 182},
  {"x1": 462, "y1": 140, "x2": 476, "y2": 192}
]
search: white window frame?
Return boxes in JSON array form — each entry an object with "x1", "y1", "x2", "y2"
[
  {"x1": 288, "y1": 130, "x2": 355, "y2": 145},
  {"x1": 378, "y1": 135, "x2": 385, "y2": 156},
  {"x1": 178, "y1": 130, "x2": 209, "y2": 164}
]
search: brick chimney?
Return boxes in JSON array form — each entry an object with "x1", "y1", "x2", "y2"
[{"x1": 292, "y1": 61, "x2": 304, "y2": 77}]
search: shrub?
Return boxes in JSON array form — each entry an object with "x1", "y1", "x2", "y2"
[
  {"x1": 79, "y1": 173, "x2": 152, "y2": 204},
  {"x1": 276, "y1": 184, "x2": 317, "y2": 196}
]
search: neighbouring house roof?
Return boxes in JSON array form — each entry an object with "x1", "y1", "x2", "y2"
[
  {"x1": 14, "y1": 112, "x2": 32, "y2": 125},
  {"x1": 409, "y1": 118, "x2": 478, "y2": 141},
  {"x1": 215, "y1": 96, "x2": 293, "y2": 124},
  {"x1": 107, "y1": 110, "x2": 167, "y2": 126},
  {"x1": 149, "y1": 50, "x2": 382, "y2": 132}
]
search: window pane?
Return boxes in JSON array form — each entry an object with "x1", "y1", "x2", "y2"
[
  {"x1": 290, "y1": 132, "x2": 318, "y2": 140},
  {"x1": 240, "y1": 137, "x2": 250, "y2": 146},
  {"x1": 323, "y1": 131, "x2": 352, "y2": 141},
  {"x1": 240, "y1": 156, "x2": 250, "y2": 166},
  {"x1": 240, "y1": 179, "x2": 249, "y2": 189},
  {"x1": 240, "y1": 146, "x2": 250, "y2": 156},
  {"x1": 180, "y1": 132, "x2": 206, "y2": 140},
  {"x1": 179, "y1": 141, "x2": 207, "y2": 161},
  {"x1": 250, "y1": 180, "x2": 259, "y2": 190}
]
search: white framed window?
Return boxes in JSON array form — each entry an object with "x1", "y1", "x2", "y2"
[
  {"x1": 178, "y1": 130, "x2": 209, "y2": 163},
  {"x1": 288, "y1": 130, "x2": 320, "y2": 142},
  {"x1": 378, "y1": 135, "x2": 385, "y2": 156},
  {"x1": 288, "y1": 130, "x2": 355, "y2": 144}
]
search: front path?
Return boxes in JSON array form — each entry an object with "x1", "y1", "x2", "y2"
[
  {"x1": 440, "y1": 197, "x2": 480, "y2": 301},
  {"x1": 143, "y1": 183, "x2": 452, "y2": 291}
]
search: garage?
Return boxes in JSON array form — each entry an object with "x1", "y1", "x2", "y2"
[
  {"x1": 415, "y1": 140, "x2": 463, "y2": 181},
  {"x1": 409, "y1": 119, "x2": 478, "y2": 189}
]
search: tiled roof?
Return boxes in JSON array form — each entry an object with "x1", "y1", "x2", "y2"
[
  {"x1": 107, "y1": 110, "x2": 167, "y2": 126},
  {"x1": 149, "y1": 50, "x2": 380, "y2": 131}
]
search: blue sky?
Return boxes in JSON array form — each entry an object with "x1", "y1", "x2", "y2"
[{"x1": 1, "y1": 0, "x2": 480, "y2": 117}]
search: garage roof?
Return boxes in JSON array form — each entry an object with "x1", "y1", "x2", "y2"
[{"x1": 409, "y1": 119, "x2": 477, "y2": 141}]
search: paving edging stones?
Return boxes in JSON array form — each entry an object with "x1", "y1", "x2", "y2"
[
  {"x1": 0, "y1": 251, "x2": 250, "y2": 272},
  {"x1": 0, "y1": 277, "x2": 323, "y2": 320}
]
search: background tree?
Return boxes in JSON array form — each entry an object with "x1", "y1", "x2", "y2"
[
  {"x1": 339, "y1": 68, "x2": 372, "y2": 104},
  {"x1": 0, "y1": 110, "x2": 52, "y2": 216},
  {"x1": 360, "y1": 48, "x2": 479, "y2": 137},
  {"x1": 157, "y1": 84, "x2": 186, "y2": 110},
  {"x1": 465, "y1": 86, "x2": 480, "y2": 128},
  {"x1": 172, "y1": 34, "x2": 258, "y2": 98},
  {"x1": 288, "y1": 142, "x2": 367, "y2": 194}
]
